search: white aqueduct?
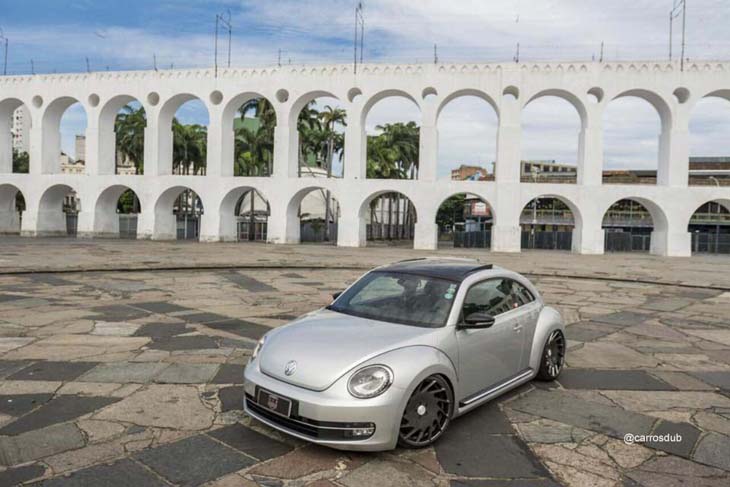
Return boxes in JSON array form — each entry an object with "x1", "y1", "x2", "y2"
[{"x1": 1, "y1": 61, "x2": 730, "y2": 256}]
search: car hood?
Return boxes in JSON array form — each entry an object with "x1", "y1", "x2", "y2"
[{"x1": 258, "y1": 309, "x2": 441, "y2": 391}]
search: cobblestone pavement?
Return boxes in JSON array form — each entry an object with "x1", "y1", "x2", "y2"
[{"x1": 0, "y1": 243, "x2": 728, "y2": 486}]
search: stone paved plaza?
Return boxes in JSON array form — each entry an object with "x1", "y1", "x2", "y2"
[{"x1": 0, "y1": 239, "x2": 729, "y2": 486}]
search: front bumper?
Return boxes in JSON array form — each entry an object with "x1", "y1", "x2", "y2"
[{"x1": 243, "y1": 360, "x2": 405, "y2": 451}]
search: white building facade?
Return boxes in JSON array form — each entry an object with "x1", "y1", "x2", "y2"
[{"x1": 1, "y1": 61, "x2": 729, "y2": 255}]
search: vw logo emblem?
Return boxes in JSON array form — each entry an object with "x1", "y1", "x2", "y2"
[{"x1": 284, "y1": 360, "x2": 297, "y2": 376}]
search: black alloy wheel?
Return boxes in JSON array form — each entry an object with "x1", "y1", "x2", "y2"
[
  {"x1": 398, "y1": 375, "x2": 454, "y2": 448},
  {"x1": 537, "y1": 329, "x2": 566, "y2": 380}
]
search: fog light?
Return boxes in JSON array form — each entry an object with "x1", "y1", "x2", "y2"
[{"x1": 344, "y1": 425, "x2": 375, "y2": 438}]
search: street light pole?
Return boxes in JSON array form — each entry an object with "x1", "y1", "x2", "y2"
[{"x1": 710, "y1": 176, "x2": 721, "y2": 252}]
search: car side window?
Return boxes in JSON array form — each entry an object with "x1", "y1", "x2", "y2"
[
  {"x1": 462, "y1": 278, "x2": 520, "y2": 318},
  {"x1": 511, "y1": 281, "x2": 535, "y2": 307}
]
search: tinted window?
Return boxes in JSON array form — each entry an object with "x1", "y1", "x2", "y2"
[
  {"x1": 328, "y1": 271, "x2": 458, "y2": 328},
  {"x1": 462, "y1": 278, "x2": 532, "y2": 318}
]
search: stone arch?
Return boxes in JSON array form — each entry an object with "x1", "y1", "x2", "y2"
[
  {"x1": 436, "y1": 89, "x2": 499, "y2": 120},
  {"x1": 0, "y1": 98, "x2": 32, "y2": 174},
  {"x1": 603, "y1": 90, "x2": 672, "y2": 185},
  {"x1": 435, "y1": 192, "x2": 495, "y2": 249},
  {"x1": 601, "y1": 197, "x2": 668, "y2": 252},
  {"x1": 153, "y1": 185, "x2": 205, "y2": 240},
  {"x1": 285, "y1": 186, "x2": 342, "y2": 244},
  {"x1": 41, "y1": 96, "x2": 87, "y2": 174},
  {"x1": 687, "y1": 199, "x2": 730, "y2": 254},
  {"x1": 436, "y1": 91, "x2": 499, "y2": 181},
  {"x1": 157, "y1": 93, "x2": 209, "y2": 176},
  {"x1": 520, "y1": 194, "x2": 583, "y2": 252},
  {"x1": 221, "y1": 92, "x2": 277, "y2": 177},
  {"x1": 218, "y1": 186, "x2": 271, "y2": 242},
  {"x1": 98, "y1": 95, "x2": 146, "y2": 175},
  {"x1": 524, "y1": 89, "x2": 587, "y2": 127},
  {"x1": 93, "y1": 185, "x2": 143, "y2": 238},
  {"x1": 36, "y1": 183, "x2": 80, "y2": 236},
  {"x1": 687, "y1": 90, "x2": 730, "y2": 186},
  {"x1": 359, "y1": 189, "x2": 418, "y2": 247},
  {"x1": 0, "y1": 184, "x2": 25, "y2": 234}
]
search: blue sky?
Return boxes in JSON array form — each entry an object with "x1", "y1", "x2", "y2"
[{"x1": 4, "y1": 0, "x2": 730, "y2": 173}]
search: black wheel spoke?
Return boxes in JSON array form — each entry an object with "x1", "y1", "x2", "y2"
[{"x1": 399, "y1": 375, "x2": 453, "y2": 447}]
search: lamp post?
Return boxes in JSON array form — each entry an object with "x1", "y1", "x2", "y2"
[{"x1": 709, "y1": 176, "x2": 721, "y2": 252}]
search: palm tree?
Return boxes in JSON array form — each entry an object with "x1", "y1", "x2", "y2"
[
  {"x1": 235, "y1": 98, "x2": 275, "y2": 176},
  {"x1": 115, "y1": 105, "x2": 146, "y2": 174},
  {"x1": 172, "y1": 120, "x2": 207, "y2": 175}
]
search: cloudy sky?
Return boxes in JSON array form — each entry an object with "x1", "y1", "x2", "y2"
[{"x1": 4, "y1": 0, "x2": 730, "y2": 174}]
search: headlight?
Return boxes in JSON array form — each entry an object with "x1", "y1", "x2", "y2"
[
  {"x1": 251, "y1": 335, "x2": 266, "y2": 360},
  {"x1": 347, "y1": 365, "x2": 393, "y2": 399}
]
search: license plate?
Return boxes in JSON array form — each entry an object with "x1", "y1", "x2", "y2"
[{"x1": 257, "y1": 388, "x2": 292, "y2": 417}]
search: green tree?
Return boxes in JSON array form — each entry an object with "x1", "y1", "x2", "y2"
[
  {"x1": 12, "y1": 150, "x2": 29, "y2": 173},
  {"x1": 235, "y1": 98, "x2": 275, "y2": 176},
  {"x1": 114, "y1": 105, "x2": 146, "y2": 174},
  {"x1": 172, "y1": 120, "x2": 207, "y2": 175}
]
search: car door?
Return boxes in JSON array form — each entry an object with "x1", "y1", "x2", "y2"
[{"x1": 455, "y1": 278, "x2": 526, "y2": 401}]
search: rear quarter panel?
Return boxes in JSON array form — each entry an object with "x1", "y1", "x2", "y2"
[{"x1": 528, "y1": 305, "x2": 565, "y2": 372}]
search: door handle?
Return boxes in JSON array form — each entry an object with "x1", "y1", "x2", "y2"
[{"x1": 513, "y1": 322, "x2": 523, "y2": 333}]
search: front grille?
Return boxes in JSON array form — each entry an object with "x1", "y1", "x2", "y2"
[{"x1": 245, "y1": 394, "x2": 374, "y2": 441}]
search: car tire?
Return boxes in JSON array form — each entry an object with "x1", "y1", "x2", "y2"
[
  {"x1": 536, "y1": 329, "x2": 566, "y2": 381},
  {"x1": 397, "y1": 375, "x2": 454, "y2": 448}
]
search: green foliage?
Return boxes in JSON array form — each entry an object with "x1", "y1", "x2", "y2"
[
  {"x1": 12, "y1": 150, "x2": 29, "y2": 173},
  {"x1": 116, "y1": 189, "x2": 139, "y2": 214},
  {"x1": 366, "y1": 122, "x2": 420, "y2": 179},
  {"x1": 235, "y1": 98, "x2": 275, "y2": 176},
  {"x1": 436, "y1": 194, "x2": 466, "y2": 229},
  {"x1": 172, "y1": 120, "x2": 207, "y2": 175}
]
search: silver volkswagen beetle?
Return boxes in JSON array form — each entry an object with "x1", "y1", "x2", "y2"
[{"x1": 243, "y1": 258, "x2": 566, "y2": 451}]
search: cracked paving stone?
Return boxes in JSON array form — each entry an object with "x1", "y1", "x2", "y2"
[
  {"x1": 131, "y1": 301, "x2": 191, "y2": 314},
  {"x1": 565, "y1": 321, "x2": 622, "y2": 342},
  {"x1": 591, "y1": 311, "x2": 653, "y2": 327},
  {"x1": 205, "y1": 319, "x2": 272, "y2": 340},
  {"x1": 207, "y1": 423, "x2": 292, "y2": 461},
  {"x1": 8, "y1": 361, "x2": 99, "y2": 382},
  {"x1": 640, "y1": 297, "x2": 693, "y2": 312},
  {"x1": 251, "y1": 444, "x2": 362, "y2": 479},
  {"x1": 0, "y1": 393, "x2": 54, "y2": 416},
  {"x1": 222, "y1": 272, "x2": 277, "y2": 292},
  {"x1": 509, "y1": 389, "x2": 655, "y2": 439},
  {"x1": 0, "y1": 423, "x2": 85, "y2": 466},
  {"x1": 691, "y1": 431, "x2": 730, "y2": 471},
  {"x1": 219, "y1": 386, "x2": 244, "y2": 412},
  {"x1": 0, "y1": 293, "x2": 27, "y2": 302},
  {"x1": 211, "y1": 364, "x2": 245, "y2": 384},
  {"x1": 0, "y1": 360, "x2": 33, "y2": 379},
  {"x1": 153, "y1": 363, "x2": 220, "y2": 384},
  {"x1": 646, "y1": 420, "x2": 702, "y2": 458},
  {"x1": 135, "y1": 434, "x2": 256, "y2": 487},
  {"x1": 0, "y1": 395, "x2": 121, "y2": 436},
  {"x1": 85, "y1": 304, "x2": 151, "y2": 321},
  {"x1": 34, "y1": 458, "x2": 168, "y2": 487},
  {"x1": 0, "y1": 462, "x2": 46, "y2": 485},
  {"x1": 26, "y1": 274, "x2": 73, "y2": 287},
  {"x1": 450, "y1": 480, "x2": 561, "y2": 487},
  {"x1": 689, "y1": 371, "x2": 730, "y2": 391},
  {"x1": 147, "y1": 335, "x2": 219, "y2": 351},
  {"x1": 179, "y1": 312, "x2": 231, "y2": 324},
  {"x1": 134, "y1": 322, "x2": 190, "y2": 338},
  {"x1": 557, "y1": 369, "x2": 676, "y2": 391},
  {"x1": 79, "y1": 361, "x2": 169, "y2": 383},
  {"x1": 340, "y1": 459, "x2": 434, "y2": 487}
]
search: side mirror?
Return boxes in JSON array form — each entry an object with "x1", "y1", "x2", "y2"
[
  {"x1": 332, "y1": 291, "x2": 343, "y2": 300},
  {"x1": 460, "y1": 312, "x2": 495, "y2": 329}
]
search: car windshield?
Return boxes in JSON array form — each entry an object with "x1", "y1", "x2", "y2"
[{"x1": 327, "y1": 271, "x2": 458, "y2": 328}]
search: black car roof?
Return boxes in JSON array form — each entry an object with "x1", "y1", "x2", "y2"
[{"x1": 375, "y1": 258, "x2": 493, "y2": 282}]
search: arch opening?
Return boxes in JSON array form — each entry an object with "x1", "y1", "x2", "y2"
[
  {"x1": 42, "y1": 98, "x2": 87, "y2": 174},
  {"x1": 94, "y1": 186, "x2": 141, "y2": 239},
  {"x1": 229, "y1": 95, "x2": 275, "y2": 177},
  {"x1": 109, "y1": 98, "x2": 146, "y2": 175},
  {"x1": 158, "y1": 95, "x2": 209, "y2": 176},
  {"x1": 437, "y1": 95, "x2": 498, "y2": 181},
  {"x1": 601, "y1": 199, "x2": 656, "y2": 252},
  {"x1": 521, "y1": 95, "x2": 582, "y2": 184},
  {"x1": 436, "y1": 193, "x2": 493, "y2": 249},
  {"x1": 365, "y1": 94, "x2": 421, "y2": 180},
  {"x1": 520, "y1": 197, "x2": 577, "y2": 251},
  {"x1": 289, "y1": 187, "x2": 341, "y2": 245},
  {"x1": 0, "y1": 184, "x2": 25, "y2": 234},
  {"x1": 688, "y1": 200, "x2": 730, "y2": 254},
  {"x1": 688, "y1": 95, "x2": 730, "y2": 187},
  {"x1": 0, "y1": 99, "x2": 31, "y2": 174},
  {"x1": 154, "y1": 187, "x2": 204, "y2": 240},
  {"x1": 603, "y1": 95, "x2": 664, "y2": 185},
  {"x1": 233, "y1": 189, "x2": 270, "y2": 242},
  {"x1": 362, "y1": 191, "x2": 417, "y2": 247},
  {"x1": 295, "y1": 94, "x2": 346, "y2": 179},
  {"x1": 37, "y1": 184, "x2": 80, "y2": 237}
]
